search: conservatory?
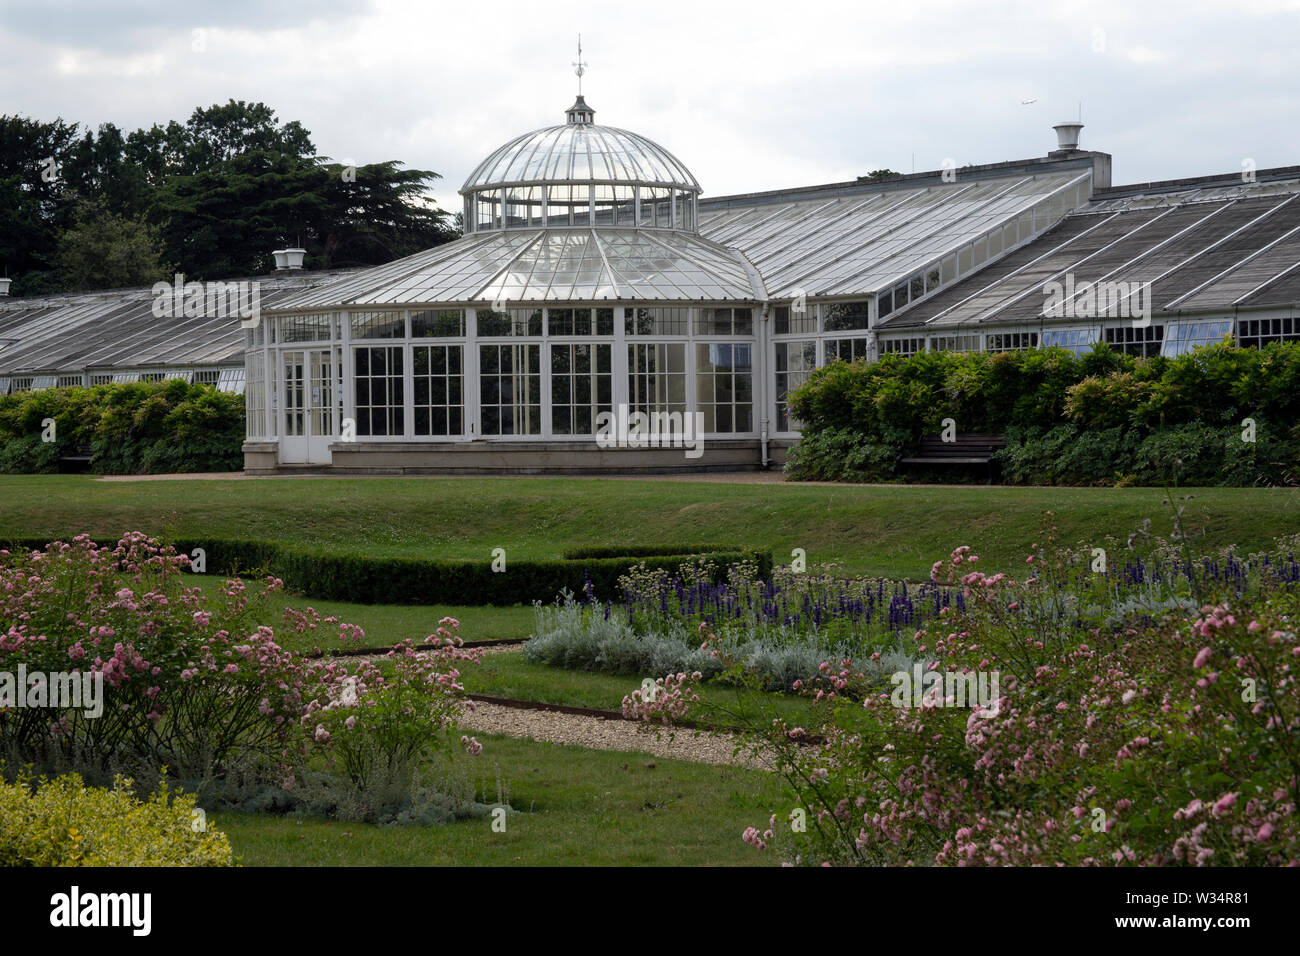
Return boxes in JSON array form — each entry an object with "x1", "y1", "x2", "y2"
[{"x1": 244, "y1": 93, "x2": 1103, "y2": 473}]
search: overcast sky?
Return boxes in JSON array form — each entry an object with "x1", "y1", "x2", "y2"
[{"x1": 3, "y1": 0, "x2": 1298, "y2": 212}]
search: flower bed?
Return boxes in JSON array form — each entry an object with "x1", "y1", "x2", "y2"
[
  {"x1": 624, "y1": 539, "x2": 1300, "y2": 866},
  {"x1": 0, "y1": 534, "x2": 487, "y2": 826}
]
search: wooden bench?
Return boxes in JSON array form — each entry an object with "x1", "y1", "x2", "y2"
[
  {"x1": 898, "y1": 433, "x2": 1006, "y2": 484},
  {"x1": 58, "y1": 442, "x2": 93, "y2": 473}
]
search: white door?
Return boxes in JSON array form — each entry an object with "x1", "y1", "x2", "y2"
[{"x1": 279, "y1": 349, "x2": 335, "y2": 464}]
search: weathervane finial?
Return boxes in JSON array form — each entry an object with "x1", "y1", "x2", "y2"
[{"x1": 572, "y1": 34, "x2": 587, "y2": 95}]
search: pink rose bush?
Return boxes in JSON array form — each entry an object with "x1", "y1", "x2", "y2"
[
  {"x1": 631, "y1": 545, "x2": 1300, "y2": 866},
  {"x1": 1, "y1": 537, "x2": 484, "y2": 813},
  {"x1": 621, "y1": 671, "x2": 701, "y2": 724},
  {"x1": 0, "y1": 534, "x2": 310, "y2": 774},
  {"x1": 301, "y1": 620, "x2": 485, "y2": 793}
]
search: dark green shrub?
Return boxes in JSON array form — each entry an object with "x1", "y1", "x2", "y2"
[
  {"x1": 784, "y1": 425, "x2": 908, "y2": 482},
  {"x1": 788, "y1": 341, "x2": 1300, "y2": 486},
  {"x1": 0, "y1": 434, "x2": 60, "y2": 474},
  {"x1": 0, "y1": 380, "x2": 243, "y2": 474},
  {"x1": 0, "y1": 537, "x2": 772, "y2": 605},
  {"x1": 999, "y1": 425, "x2": 1142, "y2": 486}
]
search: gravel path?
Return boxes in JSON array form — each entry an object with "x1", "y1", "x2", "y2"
[
  {"x1": 457, "y1": 699, "x2": 771, "y2": 770},
  {"x1": 351, "y1": 644, "x2": 771, "y2": 769},
  {"x1": 91, "y1": 470, "x2": 787, "y2": 483}
]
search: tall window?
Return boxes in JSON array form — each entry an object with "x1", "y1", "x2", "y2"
[
  {"x1": 774, "y1": 340, "x2": 816, "y2": 432},
  {"x1": 480, "y1": 344, "x2": 540, "y2": 436},
  {"x1": 476, "y1": 191, "x2": 501, "y2": 230},
  {"x1": 628, "y1": 343, "x2": 687, "y2": 415},
  {"x1": 504, "y1": 186, "x2": 543, "y2": 228},
  {"x1": 550, "y1": 343, "x2": 612, "y2": 436},
  {"x1": 695, "y1": 343, "x2": 753, "y2": 433},
  {"x1": 593, "y1": 185, "x2": 618, "y2": 226},
  {"x1": 284, "y1": 354, "x2": 305, "y2": 437},
  {"x1": 413, "y1": 345, "x2": 463, "y2": 437},
  {"x1": 637, "y1": 186, "x2": 672, "y2": 227},
  {"x1": 246, "y1": 352, "x2": 266, "y2": 437},
  {"x1": 355, "y1": 346, "x2": 404, "y2": 436}
]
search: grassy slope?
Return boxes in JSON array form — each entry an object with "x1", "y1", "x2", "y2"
[
  {"x1": 215, "y1": 734, "x2": 790, "y2": 866},
  {"x1": 2, "y1": 475, "x2": 1296, "y2": 581}
]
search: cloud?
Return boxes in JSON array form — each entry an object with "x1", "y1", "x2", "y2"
[
  {"x1": 1, "y1": 0, "x2": 1296, "y2": 197},
  {"x1": 1123, "y1": 46, "x2": 1170, "y2": 64}
]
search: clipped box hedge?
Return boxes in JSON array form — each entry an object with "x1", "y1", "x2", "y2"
[{"x1": 0, "y1": 536, "x2": 772, "y2": 605}]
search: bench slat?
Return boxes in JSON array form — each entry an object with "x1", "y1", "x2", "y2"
[{"x1": 898, "y1": 432, "x2": 1006, "y2": 483}]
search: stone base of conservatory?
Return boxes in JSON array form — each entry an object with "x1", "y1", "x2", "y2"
[{"x1": 242, "y1": 438, "x2": 796, "y2": 476}]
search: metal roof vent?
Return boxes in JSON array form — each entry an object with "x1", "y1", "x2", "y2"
[{"x1": 1052, "y1": 122, "x2": 1084, "y2": 152}]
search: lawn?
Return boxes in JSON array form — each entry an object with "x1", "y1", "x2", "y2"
[
  {"x1": 460, "y1": 648, "x2": 821, "y2": 726},
  {"x1": 2, "y1": 474, "x2": 1296, "y2": 580},
  {"x1": 214, "y1": 733, "x2": 791, "y2": 866},
  {"x1": 186, "y1": 576, "x2": 536, "y2": 654},
  {"x1": 187, "y1": 578, "x2": 820, "y2": 725}
]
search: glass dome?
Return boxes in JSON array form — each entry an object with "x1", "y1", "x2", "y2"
[{"x1": 461, "y1": 97, "x2": 701, "y2": 234}]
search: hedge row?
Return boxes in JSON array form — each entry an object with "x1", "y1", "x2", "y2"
[
  {"x1": 998, "y1": 422, "x2": 1297, "y2": 486},
  {"x1": 0, "y1": 380, "x2": 244, "y2": 474},
  {"x1": 785, "y1": 342, "x2": 1300, "y2": 485},
  {"x1": 0, "y1": 536, "x2": 773, "y2": 606}
]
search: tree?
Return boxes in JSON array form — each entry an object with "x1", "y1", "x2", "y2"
[
  {"x1": 0, "y1": 115, "x2": 81, "y2": 294},
  {"x1": 56, "y1": 199, "x2": 171, "y2": 291},
  {"x1": 860, "y1": 169, "x2": 903, "y2": 183},
  {"x1": 1, "y1": 101, "x2": 458, "y2": 291},
  {"x1": 314, "y1": 160, "x2": 459, "y2": 267}
]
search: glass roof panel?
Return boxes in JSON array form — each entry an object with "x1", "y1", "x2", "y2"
[
  {"x1": 462, "y1": 124, "x2": 700, "y2": 192},
  {"x1": 281, "y1": 228, "x2": 757, "y2": 306},
  {"x1": 699, "y1": 170, "x2": 1086, "y2": 298}
]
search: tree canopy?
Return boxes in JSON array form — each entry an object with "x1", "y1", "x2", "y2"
[{"x1": 0, "y1": 100, "x2": 458, "y2": 294}]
